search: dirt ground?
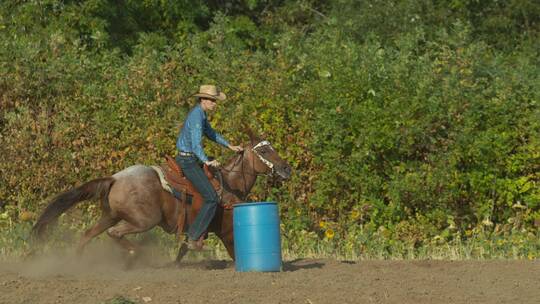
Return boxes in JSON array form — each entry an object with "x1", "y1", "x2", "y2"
[{"x1": 0, "y1": 245, "x2": 539, "y2": 304}]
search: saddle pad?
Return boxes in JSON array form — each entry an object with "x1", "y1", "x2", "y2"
[{"x1": 151, "y1": 166, "x2": 174, "y2": 194}]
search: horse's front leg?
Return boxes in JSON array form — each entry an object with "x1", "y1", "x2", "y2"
[
  {"x1": 215, "y1": 209, "x2": 235, "y2": 261},
  {"x1": 218, "y1": 230, "x2": 235, "y2": 261},
  {"x1": 157, "y1": 192, "x2": 189, "y2": 266},
  {"x1": 174, "y1": 234, "x2": 189, "y2": 264}
]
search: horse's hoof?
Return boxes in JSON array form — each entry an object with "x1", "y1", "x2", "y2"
[
  {"x1": 175, "y1": 243, "x2": 189, "y2": 263},
  {"x1": 123, "y1": 250, "x2": 137, "y2": 270},
  {"x1": 124, "y1": 260, "x2": 134, "y2": 270}
]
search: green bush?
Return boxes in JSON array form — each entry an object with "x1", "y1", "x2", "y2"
[{"x1": 1, "y1": 0, "x2": 539, "y2": 258}]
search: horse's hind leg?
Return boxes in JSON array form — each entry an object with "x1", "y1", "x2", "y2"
[
  {"x1": 107, "y1": 221, "x2": 139, "y2": 253},
  {"x1": 107, "y1": 220, "x2": 153, "y2": 268},
  {"x1": 76, "y1": 215, "x2": 119, "y2": 255}
]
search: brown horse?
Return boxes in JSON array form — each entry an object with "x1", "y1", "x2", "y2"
[{"x1": 32, "y1": 128, "x2": 291, "y2": 266}]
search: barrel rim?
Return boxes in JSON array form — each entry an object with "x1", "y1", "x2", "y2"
[{"x1": 233, "y1": 201, "x2": 277, "y2": 208}]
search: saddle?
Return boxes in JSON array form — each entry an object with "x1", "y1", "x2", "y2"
[{"x1": 157, "y1": 155, "x2": 241, "y2": 236}]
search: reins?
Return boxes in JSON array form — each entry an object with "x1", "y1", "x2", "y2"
[{"x1": 217, "y1": 141, "x2": 276, "y2": 201}]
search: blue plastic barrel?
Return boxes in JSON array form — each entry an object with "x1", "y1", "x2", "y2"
[{"x1": 233, "y1": 201, "x2": 282, "y2": 272}]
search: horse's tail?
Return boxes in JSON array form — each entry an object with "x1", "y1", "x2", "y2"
[{"x1": 32, "y1": 177, "x2": 115, "y2": 240}]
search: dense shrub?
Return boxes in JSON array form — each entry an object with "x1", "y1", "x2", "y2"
[{"x1": 1, "y1": 0, "x2": 539, "y2": 256}]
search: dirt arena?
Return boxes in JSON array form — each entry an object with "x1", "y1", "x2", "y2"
[{"x1": 1, "y1": 244, "x2": 539, "y2": 304}]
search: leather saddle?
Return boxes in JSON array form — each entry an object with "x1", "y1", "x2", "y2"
[{"x1": 158, "y1": 155, "x2": 241, "y2": 236}]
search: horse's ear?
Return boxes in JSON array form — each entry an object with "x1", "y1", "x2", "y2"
[{"x1": 243, "y1": 123, "x2": 257, "y2": 142}]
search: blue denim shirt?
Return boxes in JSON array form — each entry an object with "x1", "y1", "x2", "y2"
[{"x1": 176, "y1": 104, "x2": 230, "y2": 162}]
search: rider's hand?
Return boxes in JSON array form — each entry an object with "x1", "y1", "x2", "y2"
[
  {"x1": 228, "y1": 145, "x2": 244, "y2": 153},
  {"x1": 205, "y1": 160, "x2": 221, "y2": 167}
]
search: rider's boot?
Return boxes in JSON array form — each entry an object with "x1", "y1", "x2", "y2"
[{"x1": 187, "y1": 233, "x2": 206, "y2": 250}]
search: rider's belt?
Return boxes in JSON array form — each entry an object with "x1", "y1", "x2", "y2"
[{"x1": 178, "y1": 151, "x2": 194, "y2": 157}]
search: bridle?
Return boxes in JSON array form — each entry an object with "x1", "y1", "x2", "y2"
[
  {"x1": 218, "y1": 140, "x2": 279, "y2": 201},
  {"x1": 251, "y1": 140, "x2": 276, "y2": 175},
  {"x1": 221, "y1": 140, "x2": 277, "y2": 177}
]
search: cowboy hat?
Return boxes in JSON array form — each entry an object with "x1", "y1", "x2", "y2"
[{"x1": 193, "y1": 85, "x2": 226, "y2": 101}]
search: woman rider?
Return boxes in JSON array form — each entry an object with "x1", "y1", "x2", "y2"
[{"x1": 176, "y1": 85, "x2": 243, "y2": 250}]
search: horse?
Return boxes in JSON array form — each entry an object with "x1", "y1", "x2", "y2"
[{"x1": 31, "y1": 128, "x2": 292, "y2": 266}]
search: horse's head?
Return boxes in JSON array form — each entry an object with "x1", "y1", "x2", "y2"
[{"x1": 244, "y1": 126, "x2": 292, "y2": 180}]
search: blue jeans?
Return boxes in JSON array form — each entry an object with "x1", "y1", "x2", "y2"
[{"x1": 176, "y1": 154, "x2": 218, "y2": 241}]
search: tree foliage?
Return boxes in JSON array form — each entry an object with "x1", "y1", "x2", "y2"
[{"x1": 1, "y1": 0, "x2": 539, "y2": 250}]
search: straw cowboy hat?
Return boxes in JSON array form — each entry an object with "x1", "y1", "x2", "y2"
[{"x1": 193, "y1": 85, "x2": 226, "y2": 101}]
